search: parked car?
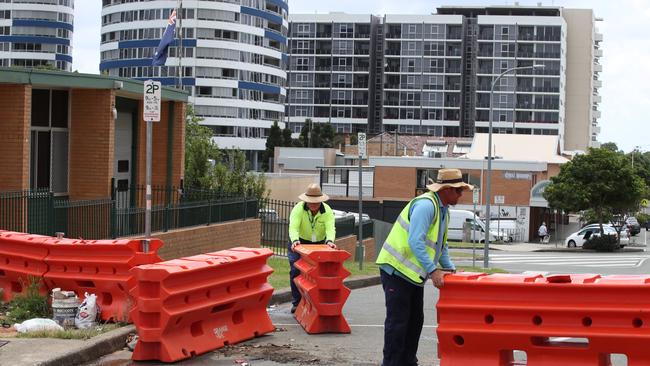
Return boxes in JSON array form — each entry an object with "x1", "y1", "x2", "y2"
[
  {"x1": 626, "y1": 217, "x2": 641, "y2": 236},
  {"x1": 447, "y1": 209, "x2": 510, "y2": 243},
  {"x1": 565, "y1": 225, "x2": 628, "y2": 248}
]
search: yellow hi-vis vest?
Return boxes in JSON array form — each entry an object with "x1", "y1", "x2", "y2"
[{"x1": 376, "y1": 192, "x2": 449, "y2": 284}]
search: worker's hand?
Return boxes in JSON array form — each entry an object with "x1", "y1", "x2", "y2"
[
  {"x1": 326, "y1": 241, "x2": 337, "y2": 249},
  {"x1": 291, "y1": 241, "x2": 300, "y2": 251},
  {"x1": 431, "y1": 270, "x2": 445, "y2": 288}
]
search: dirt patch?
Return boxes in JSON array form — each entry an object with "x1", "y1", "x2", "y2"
[{"x1": 215, "y1": 343, "x2": 323, "y2": 365}]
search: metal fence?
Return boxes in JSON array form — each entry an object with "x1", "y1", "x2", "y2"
[
  {"x1": 0, "y1": 187, "x2": 257, "y2": 240},
  {"x1": 258, "y1": 198, "x2": 374, "y2": 256}
]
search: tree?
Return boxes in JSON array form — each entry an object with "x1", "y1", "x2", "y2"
[
  {"x1": 184, "y1": 105, "x2": 267, "y2": 199},
  {"x1": 310, "y1": 123, "x2": 322, "y2": 148},
  {"x1": 299, "y1": 119, "x2": 312, "y2": 147},
  {"x1": 184, "y1": 104, "x2": 218, "y2": 189},
  {"x1": 321, "y1": 123, "x2": 335, "y2": 148},
  {"x1": 544, "y1": 147, "x2": 647, "y2": 245},
  {"x1": 262, "y1": 121, "x2": 282, "y2": 171},
  {"x1": 600, "y1": 142, "x2": 620, "y2": 153},
  {"x1": 281, "y1": 127, "x2": 293, "y2": 147}
]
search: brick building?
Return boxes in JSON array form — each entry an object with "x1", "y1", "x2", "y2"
[
  {"x1": 0, "y1": 67, "x2": 188, "y2": 199},
  {"x1": 330, "y1": 133, "x2": 568, "y2": 241}
]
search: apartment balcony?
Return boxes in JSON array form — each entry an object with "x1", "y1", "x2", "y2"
[
  {"x1": 595, "y1": 32, "x2": 603, "y2": 42},
  {"x1": 593, "y1": 125, "x2": 601, "y2": 134},
  {"x1": 593, "y1": 109, "x2": 601, "y2": 118},
  {"x1": 594, "y1": 64, "x2": 603, "y2": 72},
  {"x1": 594, "y1": 79, "x2": 602, "y2": 88},
  {"x1": 593, "y1": 94, "x2": 602, "y2": 103},
  {"x1": 594, "y1": 49, "x2": 603, "y2": 58}
]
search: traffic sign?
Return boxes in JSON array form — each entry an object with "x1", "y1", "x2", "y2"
[
  {"x1": 642, "y1": 199, "x2": 649, "y2": 207},
  {"x1": 494, "y1": 195, "x2": 505, "y2": 205},
  {"x1": 473, "y1": 189, "x2": 479, "y2": 204},
  {"x1": 143, "y1": 80, "x2": 161, "y2": 122},
  {"x1": 357, "y1": 132, "x2": 367, "y2": 158}
]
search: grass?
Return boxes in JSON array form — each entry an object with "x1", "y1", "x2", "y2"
[
  {"x1": 267, "y1": 256, "x2": 380, "y2": 290},
  {"x1": 266, "y1": 256, "x2": 503, "y2": 289},
  {"x1": 16, "y1": 323, "x2": 124, "y2": 340}
]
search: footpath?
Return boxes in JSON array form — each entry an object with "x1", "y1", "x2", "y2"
[{"x1": 1, "y1": 241, "x2": 645, "y2": 365}]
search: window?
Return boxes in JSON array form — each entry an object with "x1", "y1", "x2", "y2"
[
  {"x1": 500, "y1": 95, "x2": 507, "y2": 104},
  {"x1": 407, "y1": 75, "x2": 415, "y2": 85},
  {"x1": 338, "y1": 58, "x2": 347, "y2": 67},
  {"x1": 500, "y1": 61, "x2": 508, "y2": 71},
  {"x1": 501, "y1": 44, "x2": 508, "y2": 53},
  {"x1": 338, "y1": 74, "x2": 346, "y2": 83},
  {"x1": 337, "y1": 91, "x2": 346, "y2": 100},
  {"x1": 337, "y1": 109, "x2": 345, "y2": 117},
  {"x1": 502, "y1": 26, "x2": 509, "y2": 34},
  {"x1": 408, "y1": 24, "x2": 417, "y2": 34},
  {"x1": 499, "y1": 113, "x2": 507, "y2": 122},
  {"x1": 408, "y1": 42, "x2": 416, "y2": 51},
  {"x1": 30, "y1": 89, "x2": 69, "y2": 194},
  {"x1": 406, "y1": 110, "x2": 414, "y2": 119},
  {"x1": 297, "y1": 24, "x2": 309, "y2": 33},
  {"x1": 296, "y1": 57, "x2": 308, "y2": 70}
]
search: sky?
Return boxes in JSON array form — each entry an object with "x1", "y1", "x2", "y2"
[{"x1": 72, "y1": 0, "x2": 650, "y2": 153}]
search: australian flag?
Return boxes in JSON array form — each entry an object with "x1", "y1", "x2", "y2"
[{"x1": 152, "y1": 9, "x2": 177, "y2": 66}]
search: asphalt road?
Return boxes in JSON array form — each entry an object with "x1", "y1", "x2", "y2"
[{"x1": 89, "y1": 242, "x2": 649, "y2": 366}]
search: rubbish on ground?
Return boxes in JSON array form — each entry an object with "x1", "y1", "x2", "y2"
[
  {"x1": 75, "y1": 293, "x2": 99, "y2": 329},
  {"x1": 51, "y1": 288, "x2": 79, "y2": 327},
  {"x1": 126, "y1": 333, "x2": 138, "y2": 351},
  {"x1": 14, "y1": 318, "x2": 64, "y2": 333}
]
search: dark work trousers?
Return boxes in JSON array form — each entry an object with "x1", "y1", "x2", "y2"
[
  {"x1": 288, "y1": 239, "x2": 325, "y2": 306},
  {"x1": 381, "y1": 269, "x2": 424, "y2": 366}
]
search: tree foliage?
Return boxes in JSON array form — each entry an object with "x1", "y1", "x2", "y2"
[
  {"x1": 296, "y1": 119, "x2": 336, "y2": 148},
  {"x1": 544, "y1": 147, "x2": 647, "y2": 229},
  {"x1": 281, "y1": 127, "x2": 293, "y2": 147},
  {"x1": 262, "y1": 121, "x2": 283, "y2": 171},
  {"x1": 184, "y1": 104, "x2": 267, "y2": 199}
]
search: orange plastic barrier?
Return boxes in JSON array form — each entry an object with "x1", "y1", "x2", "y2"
[
  {"x1": 129, "y1": 247, "x2": 275, "y2": 362},
  {"x1": 0, "y1": 231, "x2": 51, "y2": 301},
  {"x1": 42, "y1": 238, "x2": 163, "y2": 321},
  {"x1": 293, "y1": 244, "x2": 351, "y2": 334},
  {"x1": 437, "y1": 272, "x2": 650, "y2": 366}
]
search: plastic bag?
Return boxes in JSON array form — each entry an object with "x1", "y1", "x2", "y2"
[
  {"x1": 75, "y1": 292, "x2": 100, "y2": 329},
  {"x1": 14, "y1": 318, "x2": 64, "y2": 333}
]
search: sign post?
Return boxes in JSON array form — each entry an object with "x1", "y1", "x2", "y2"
[
  {"x1": 470, "y1": 189, "x2": 479, "y2": 266},
  {"x1": 356, "y1": 132, "x2": 367, "y2": 269},
  {"x1": 143, "y1": 80, "x2": 161, "y2": 250}
]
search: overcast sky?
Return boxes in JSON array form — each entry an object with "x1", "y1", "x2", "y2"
[{"x1": 72, "y1": 0, "x2": 650, "y2": 152}]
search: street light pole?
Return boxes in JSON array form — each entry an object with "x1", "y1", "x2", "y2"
[{"x1": 484, "y1": 64, "x2": 545, "y2": 268}]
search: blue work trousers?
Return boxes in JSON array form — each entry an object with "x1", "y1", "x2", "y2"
[{"x1": 381, "y1": 269, "x2": 424, "y2": 366}]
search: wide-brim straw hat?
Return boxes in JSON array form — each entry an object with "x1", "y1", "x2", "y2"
[
  {"x1": 426, "y1": 168, "x2": 474, "y2": 192},
  {"x1": 298, "y1": 183, "x2": 330, "y2": 203}
]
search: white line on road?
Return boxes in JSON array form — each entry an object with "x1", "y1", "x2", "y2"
[{"x1": 273, "y1": 323, "x2": 438, "y2": 329}]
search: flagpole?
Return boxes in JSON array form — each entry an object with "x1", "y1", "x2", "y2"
[{"x1": 177, "y1": 0, "x2": 183, "y2": 90}]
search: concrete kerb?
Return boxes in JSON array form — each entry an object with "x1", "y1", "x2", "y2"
[{"x1": 38, "y1": 325, "x2": 134, "y2": 366}]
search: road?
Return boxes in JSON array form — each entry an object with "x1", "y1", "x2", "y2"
[{"x1": 89, "y1": 243, "x2": 648, "y2": 366}]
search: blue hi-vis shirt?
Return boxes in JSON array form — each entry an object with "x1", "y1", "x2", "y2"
[{"x1": 380, "y1": 194, "x2": 454, "y2": 286}]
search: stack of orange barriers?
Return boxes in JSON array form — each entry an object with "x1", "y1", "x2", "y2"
[
  {"x1": 437, "y1": 272, "x2": 650, "y2": 365},
  {"x1": 42, "y1": 237, "x2": 163, "y2": 321},
  {"x1": 0, "y1": 230, "x2": 51, "y2": 301},
  {"x1": 129, "y1": 247, "x2": 275, "y2": 362},
  {"x1": 293, "y1": 244, "x2": 351, "y2": 334}
]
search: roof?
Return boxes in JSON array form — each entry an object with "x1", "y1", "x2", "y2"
[
  {"x1": 0, "y1": 67, "x2": 188, "y2": 102},
  {"x1": 365, "y1": 132, "x2": 473, "y2": 158},
  {"x1": 463, "y1": 133, "x2": 569, "y2": 164}
]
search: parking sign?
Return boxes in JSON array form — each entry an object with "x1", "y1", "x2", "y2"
[{"x1": 143, "y1": 80, "x2": 161, "y2": 122}]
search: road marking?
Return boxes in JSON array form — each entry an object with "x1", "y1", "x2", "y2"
[{"x1": 273, "y1": 323, "x2": 438, "y2": 329}]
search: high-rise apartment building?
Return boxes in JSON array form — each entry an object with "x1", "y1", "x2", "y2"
[
  {"x1": 0, "y1": 0, "x2": 74, "y2": 71},
  {"x1": 287, "y1": 5, "x2": 602, "y2": 151},
  {"x1": 100, "y1": 0, "x2": 288, "y2": 169}
]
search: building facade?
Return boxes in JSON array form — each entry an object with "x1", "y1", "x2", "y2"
[
  {"x1": 287, "y1": 5, "x2": 602, "y2": 152},
  {"x1": 100, "y1": 0, "x2": 289, "y2": 169},
  {"x1": 0, "y1": 0, "x2": 74, "y2": 71}
]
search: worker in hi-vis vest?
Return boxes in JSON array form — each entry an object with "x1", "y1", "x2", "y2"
[
  {"x1": 288, "y1": 183, "x2": 336, "y2": 313},
  {"x1": 376, "y1": 168, "x2": 473, "y2": 366}
]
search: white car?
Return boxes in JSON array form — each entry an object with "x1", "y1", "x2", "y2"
[{"x1": 565, "y1": 225, "x2": 628, "y2": 248}]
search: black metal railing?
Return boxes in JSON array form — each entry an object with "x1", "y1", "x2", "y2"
[{"x1": 0, "y1": 186, "x2": 257, "y2": 240}]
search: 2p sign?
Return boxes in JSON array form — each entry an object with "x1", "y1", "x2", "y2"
[{"x1": 143, "y1": 80, "x2": 161, "y2": 122}]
